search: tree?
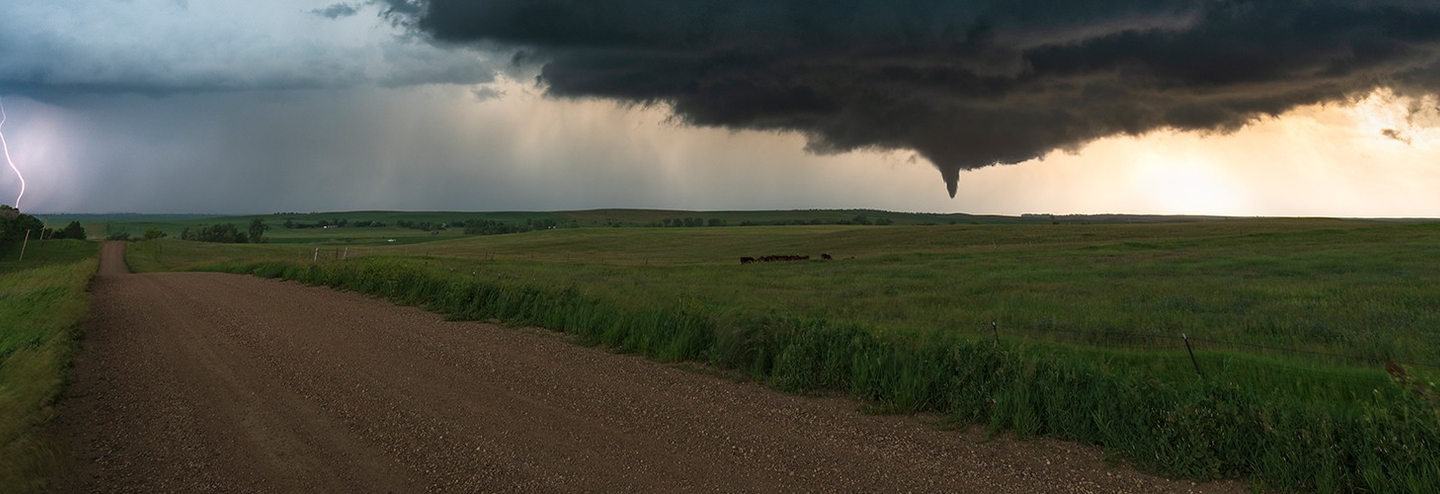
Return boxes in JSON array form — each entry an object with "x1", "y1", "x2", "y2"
[
  {"x1": 142, "y1": 227, "x2": 167, "y2": 240},
  {"x1": 0, "y1": 205, "x2": 13, "y2": 240},
  {"x1": 182, "y1": 223, "x2": 247, "y2": 243},
  {"x1": 248, "y1": 218, "x2": 270, "y2": 244},
  {"x1": 59, "y1": 221, "x2": 87, "y2": 239},
  {"x1": 0, "y1": 209, "x2": 43, "y2": 256}
]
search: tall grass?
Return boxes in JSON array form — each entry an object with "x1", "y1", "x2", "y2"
[
  {"x1": 0, "y1": 259, "x2": 96, "y2": 492},
  {"x1": 218, "y1": 257, "x2": 1439, "y2": 492},
  {"x1": 137, "y1": 222, "x2": 1440, "y2": 367},
  {"x1": 0, "y1": 239, "x2": 97, "y2": 275}
]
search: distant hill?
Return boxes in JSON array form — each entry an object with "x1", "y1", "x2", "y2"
[{"x1": 38, "y1": 209, "x2": 1438, "y2": 243}]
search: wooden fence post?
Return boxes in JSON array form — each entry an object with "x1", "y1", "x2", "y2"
[{"x1": 1183, "y1": 333, "x2": 1203, "y2": 378}]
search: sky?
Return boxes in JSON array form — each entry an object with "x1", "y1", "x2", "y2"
[{"x1": 1, "y1": 0, "x2": 1438, "y2": 216}]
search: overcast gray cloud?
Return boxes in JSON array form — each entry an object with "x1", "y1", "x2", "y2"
[
  {"x1": 3, "y1": 85, "x2": 962, "y2": 214},
  {"x1": 384, "y1": 0, "x2": 1440, "y2": 197},
  {"x1": 311, "y1": 3, "x2": 362, "y2": 20},
  {"x1": 0, "y1": 0, "x2": 498, "y2": 95}
]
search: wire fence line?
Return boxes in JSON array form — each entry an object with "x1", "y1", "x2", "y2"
[{"x1": 987, "y1": 322, "x2": 1439, "y2": 371}]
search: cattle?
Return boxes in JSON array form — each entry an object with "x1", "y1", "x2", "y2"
[
  {"x1": 740, "y1": 257, "x2": 756, "y2": 264},
  {"x1": 821, "y1": 253, "x2": 833, "y2": 260},
  {"x1": 748, "y1": 254, "x2": 811, "y2": 263}
]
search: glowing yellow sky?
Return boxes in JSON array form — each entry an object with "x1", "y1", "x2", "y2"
[
  {"x1": 968, "y1": 90, "x2": 1440, "y2": 217},
  {"x1": 477, "y1": 82, "x2": 1440, "y2": 217}
]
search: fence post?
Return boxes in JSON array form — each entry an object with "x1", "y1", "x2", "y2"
[
  {"x1": 1183, "y1": 333, "x2": 1203, "y2": 378},
  {"x1": 992, "y1": 320, "x2": 998, "y2": 342},
  {"x1": 313, "y1": 248, "x2": 319, "y2": 263},
  {"x1": 18, "y1": 229, "x2": 31, "y2": 261}
]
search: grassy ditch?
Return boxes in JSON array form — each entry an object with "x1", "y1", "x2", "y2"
[
  {"x1": 216, "y1": 257, "x2": 1439, "y2": 492},
  {"x1": 0, "y1": 239, "x2": 97, "y2": 275},
  {"x1": 0, "y1": 258, "x2": 96, "y2": 491}
]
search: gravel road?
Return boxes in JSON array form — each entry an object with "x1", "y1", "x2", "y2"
[{"x1": 57, "y1": 242, "x2": 1242, "y2": 492}]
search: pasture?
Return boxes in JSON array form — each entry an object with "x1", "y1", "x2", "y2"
[
  {"x1": 0, "y1": 239, "x2": 97, "y2": 274},
  {"x1": 121, "y1": 215, "x2": 1440, "y2": 491},
  {"x1": 129, "y1": 219, "x2": 1440, "y2": 364},
  {"x1": 53, "y1": 208, "x2": 1124, "y2": 244}
]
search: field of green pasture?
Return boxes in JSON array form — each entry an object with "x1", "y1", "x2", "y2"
[
  {"x1": 128, "y1": 219, "x2": 1440, "y2": 365},
  {"x1": 126, "y1": 218, "x2": 1440, "y2": 490},
  {"x1": 52, "y1": 208, "x2": 1077, "y2": 245},
  {"x1": 0, "y1": 239, "x2": 97, "y2": 274}
]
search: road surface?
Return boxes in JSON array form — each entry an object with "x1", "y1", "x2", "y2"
[{"x1": 58, "y1": 242, "x2": 1239, "y2": 492}]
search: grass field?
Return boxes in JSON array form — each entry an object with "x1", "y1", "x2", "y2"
[
  {"x1": 128, "y1": 219, "x2": 1440, "y2": 362},
  {"x1": 0, "y1": 240, "x2": 99, "y2": 274},
  {"x1": 121, "y1": 215, "x2": 1440, "y2": 491},
  {"x1": 46, "y1": 208, "x2": 1180, "y2": 245},
  {"x1": 0, "y1": 243, "x2": 96, "y2": 491}
]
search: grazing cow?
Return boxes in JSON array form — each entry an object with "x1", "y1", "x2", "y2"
[
  {"x1": 748, "y1": 254, "x2": 817, "y2": 263},
  {"x1": 821, "y1": 253, "x2": 833, "y2": 260}
]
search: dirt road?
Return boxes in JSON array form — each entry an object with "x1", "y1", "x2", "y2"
[{"x1": 58, "y1": 242, "x2": 1239, "y2": 492}]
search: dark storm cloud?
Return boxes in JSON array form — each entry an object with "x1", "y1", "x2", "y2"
[
  {"x1": 383, "y1": 0, "x2": 1440, "y2": 196},
  {"x1": 310, "y1": 3, "x2": 361, "y2": 19}
]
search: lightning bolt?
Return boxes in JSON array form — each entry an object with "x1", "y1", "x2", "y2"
[{"x1": 0, "y1": 94, "x2": 25, "y2": 209}]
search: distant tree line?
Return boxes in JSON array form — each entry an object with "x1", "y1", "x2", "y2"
[
  {"x1": 657, "y1": 214, "x2": 892, "y2": 227},
  {"x1": 396, "y1": 219, "x2": 457, "y2": 231},
  {"x1": 180, "y1": 219, "x2": 268, "y2": 244},
  {"x1": 396, "y1": 218, "x2": 562, "y2": 236},
  {"x1": 47, "y1": 221, "x2": 88, "y2": 239},
  {"x1": 1, "y1": 205, "x2": 88, "y2": 256},
  {"x1": 283, "y1": 218, "x2": 387, "y2": 229},
  {"x1": 1, "y1": 206, "x2": 86, "y2": 241},
  {"x1": 1, "y1": 205, "x2": 43, "y2": 252},
  {"x1": 650, "y1": 217, "x2": 727, "y2": 227},
  {"x1": 272, "y1": 214, "x2": 564, "y2": 237},
  {"x1": 108, "y1": 226, "x2": 169, "y2": 241},
  {"x1": 461, "y1": 219, "x2": 558, "y2": 236}
]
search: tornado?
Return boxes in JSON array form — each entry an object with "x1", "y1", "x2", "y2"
[{"x1": 383, "y1": 0, "x2": 1440, "y2": 198}]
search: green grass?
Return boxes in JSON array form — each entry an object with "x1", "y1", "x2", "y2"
[
  {"x1": 0, "y1": 259, "x2": 96, "y2": 492},
  {"x1": 129, "y1": 217, "x2": 1440, "y2": 491},
  {"x1": 137, "y1": 220, "x2": 1440, "y2": 363},
  {"x1": 77, "y1": 207, "x2": 1178, "y2": 245},
  {"x1": 0, "y1": 240, "x2": 99, "y2": 275}
]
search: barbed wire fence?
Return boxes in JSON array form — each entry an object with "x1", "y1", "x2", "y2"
[{"x1": 985, "y1": 321, "x2": 1439, "y2": 374}]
